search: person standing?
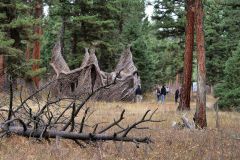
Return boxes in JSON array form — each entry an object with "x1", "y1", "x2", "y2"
[
  {"x1": 135, "y1": 85, "x2": 142, "y2": 102},
  {"x1": 156, "y1": 86, "x2": 161, "y2": 102},
  {"x1": 175, "y1": 88, "x2": 180, "y2": 103},
  {"x1": 160, "y1": 85, "x2": 167, "y2": 104},
  {"x1": 166, "y1": 86, "x2": 170, "y2": 94}
]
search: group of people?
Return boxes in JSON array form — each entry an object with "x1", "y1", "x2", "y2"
[
  {"x1": 156, "y1": 85, "x2": 167, "y2": 104},
  {"x1": 135, "y1": 84, "x2": 180, "y2": 103},
  {"x1": 156, "y1": 86, "x2": 180, "y2": 104}
]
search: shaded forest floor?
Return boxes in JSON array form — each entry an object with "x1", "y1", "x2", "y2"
[{"x1": 0, "y1": 93, "x2": 240, "y2": 160}]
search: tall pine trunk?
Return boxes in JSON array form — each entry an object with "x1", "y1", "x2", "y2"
[
  {"x1": 71, "y1": 31, "x2": 78, "y2": 68},
  {"x1": 175, "y1": 73, "x2": 179, "y2": 89},
  {"x1": 178, "y1": 0, "x2": 195, "y2": 111},
  {"x1": 32, "y1": 0, "x2": 43, "y2": 89},
  {"x1": 194, "y1": 0, "x2": 207, "y2": 128},
  {"x1": 0, "y1": 55, "x2": 4, "y2": 87},
  {"x1": 60, "y1": 16, "x2": 66, "y2": 59}
]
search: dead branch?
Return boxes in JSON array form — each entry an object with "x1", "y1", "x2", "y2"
[
  {"x1": 79, "y1": 107, "x2": 89, "y2": 133},
  {"x1": 61, "y1": 70, "x2": 122, "y2": 131},
  {"x1": 98, "y1": 110, "x2": 125, "y2": 134},
  {"x1": 2, "y1": 126, "x2": 151, "y2": 143}
]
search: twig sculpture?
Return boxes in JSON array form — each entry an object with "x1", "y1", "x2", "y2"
[{"x1": 50, "y1": 41, "x2": 141, "y2": 101}]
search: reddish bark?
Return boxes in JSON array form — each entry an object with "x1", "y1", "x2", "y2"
[
  {"x1": 194, "y1": 0, "x2": 207, "y2": 128},
  {"x1": 32, "y1": 0, "x2": 43, "y2": 88},
  {"x1": 178, "y1": 0, "x2": 195, "y2": 111}
]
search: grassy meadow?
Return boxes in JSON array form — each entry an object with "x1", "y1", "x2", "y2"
[{"x1": 0, "y1": 93, "x2": 240, "y2": 160}]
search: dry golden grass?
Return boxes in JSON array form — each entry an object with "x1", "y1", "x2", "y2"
[{"x1": 0, "y1": 94, "x2": 240, "y2": 160}]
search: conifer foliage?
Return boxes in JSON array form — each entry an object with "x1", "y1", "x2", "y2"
[
  {"x1": 0, "y1": 1, "x2": 45, "y2": 85},
  {"x1": 0, "y1": 0, "x2": 239, "y2": 112},
  {"x1": 0, "y1": 1, "x2": 31, "y2": 78}
]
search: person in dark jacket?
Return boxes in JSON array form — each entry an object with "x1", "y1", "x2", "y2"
[
  {"x1": 135, "y1": 85, "x2": 142, "y2": 102},
  {"x1": 156, "y1": 86, "x2": 161, "y2": 102},
  {"x1": 175, "y1": 89, "x2": 180, "y2": 103},
  {"x1": 160, "y1": 85, "x2": 167, "y2": 104}
]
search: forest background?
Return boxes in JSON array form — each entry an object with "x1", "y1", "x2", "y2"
[{"x1": 0, "y1": 0, "x2": 240, "y2": 110}]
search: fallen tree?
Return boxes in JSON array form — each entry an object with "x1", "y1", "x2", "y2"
[
  {"x1": 0, "y1": 69, "x2": 163, "y2": 146},
  {"x1": 172, "y1": 114, "x2": 195, "y2": 129}
]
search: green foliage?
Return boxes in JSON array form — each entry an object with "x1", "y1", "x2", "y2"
[
  {"x1": 43, "y1": 0, "x2": 123, "y2": 70},
  {"x1": 152, "y1": 0, "x2": 185, "y2": 39},
  {"x1": 1, "y1": 0, "x2": 239, "y2": 100},
  {"x1": 25, "y1": 67, "x2": 47, "y2": 79},
  {"x1": 0, "y1": 1, "x2": 29, "y2": 77},
  {"x1": 205, "y1": 0, "x2": 240, "y2": 85},
  {"x1": 0, "y1": 0, "x2": 44, "y2": 79},
  {"x1": 42, "y1": 0, "x2": 146, "y2": 72},
  {"x1": 151, "y1": 0, "x2": 185, "y2": 85},
  {"x1": 214, "y1": 42, "x2": 240, "y2": 111}
]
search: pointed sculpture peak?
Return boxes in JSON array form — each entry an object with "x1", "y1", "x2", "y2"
[
  {"x1": 50, "y1": 41, "x2": 70, "y2": 77},
  {"x1": 115, "y1": 45, "x2": 136, "y2": 75}
]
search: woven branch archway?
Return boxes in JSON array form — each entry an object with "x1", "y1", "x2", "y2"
[{"x1": 50, "y1": 42, "x2": 141, "y2": 102}]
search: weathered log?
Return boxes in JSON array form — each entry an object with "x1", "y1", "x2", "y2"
[
  {"x1": 1, "y1": 107, "x2": 163, "y2": 144},
  {"x1": 172, "y1": 115, "x2": 194, "y2": 129},
  {"x1": 2, "y1": 126, "x2": 151, "y2": 143},
  {"x1": 181, "y1": 115, "x2": 194, "y2": 129}
]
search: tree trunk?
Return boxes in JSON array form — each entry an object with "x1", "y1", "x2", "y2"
[
  {"x1": 175, "y1": 73, "x2": 180, "y2": 89},
  {"x1": 71, "y1": 31, "x2": 78, "y2": 68},
  {"x1": 72, "y1": 32, "x2": 78, "y2": 56},
  {"x1": 194, "y1": 0, "x2": 207, "y2": 128},
  {"x1": 60, "y1": 16, "x2": 66, "y2": 59},
  {"x1": 0, "y1": 55, "x2": 4, "y2": 87},
  {"x1": 7, "y1": 77, "x2": 13, "y2": 121},
  {"x1": 178, "y1": 0, "x2": 195, "y2": 111},
  {"x1": 32, "y1": 0, "x2": 43, "y2": 89}
]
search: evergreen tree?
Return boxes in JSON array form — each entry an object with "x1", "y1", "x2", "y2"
[
  {"x1": 205, "y1": 0, "x2": 240, "y2": 85},
  {"x1": 42, "y1": 0, "x2": 121, "y2": 70},
  {"x1": 178, "y1": 0, "x2": 195, "y2": 111},
  {"x1": 152, "y1": 0, "x2": 185, "y2": 39},
  {"x1": 151, "y1": 0, "x2": 185, "y2": 84},
  {"x1": 214, "y1": 42, "x2": 240, "y2": 110},
  {"x1": 0, "y1": 1, "x2": 35, "y2": 78},
  {"x1": 42, "y1": 0, "x2": 147, "y2": 72}
]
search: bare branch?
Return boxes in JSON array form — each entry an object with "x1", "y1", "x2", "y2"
[
  {"x1": 98, "y1": 110, "x2": 125, "y2": 134},
  {"x1": 79, "y1": 107, "x2": 89, "y2": 133}
]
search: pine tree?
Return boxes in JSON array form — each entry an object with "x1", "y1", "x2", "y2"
[
  {"x1": 32, "y1": 0, "x2": 43, "y2": 88},
  {"x1": 152, "y1": 0, "x2": 185, "y2": 39},
  {"x1": 178, "y1": 0, "x2": 195, "y2": 111},
  {"x1": 194, "y1": 0, "x2": 207, "y2": 128},
  {"x1": 0, "y1": 1, "x2": 46, "y2": 90},
  {"x1": 43, "y1": 0, "x2": 121, "y2": 70},
  {"x1": 214, "y1": 42, "x2": 240, "y2": 111},
  {"x1": 0, "y1": 1, "x2": 34, "y2": 78},
  {"x1": 42, "y1": 0, "x2": 147, "y2": 72},
  {"x1": 151, "y1": 0, "x2": 185, "y2": 85},
  {"x1": 205, "y1": 0, "x2": 240, "y2": 86}
]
